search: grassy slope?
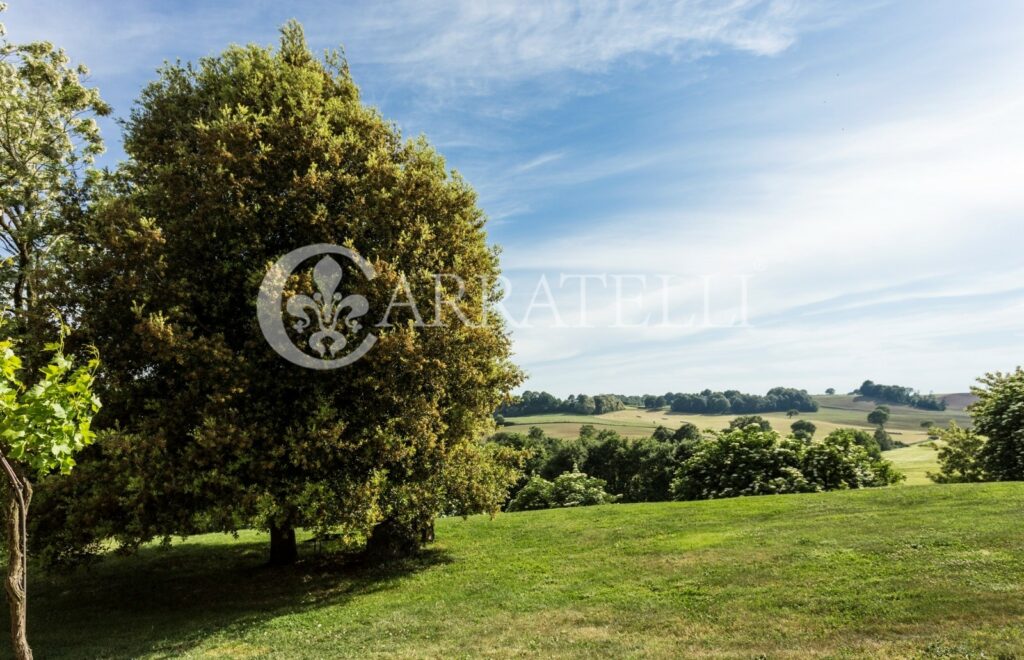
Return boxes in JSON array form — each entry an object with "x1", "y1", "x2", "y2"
[{"x1": 15, "y1": 483, "x2": 1024, "y2": 658}]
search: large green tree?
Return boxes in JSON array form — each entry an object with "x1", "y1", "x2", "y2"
[{"x1": 37, "y1": 22, "x2": 521, "y2": 566}]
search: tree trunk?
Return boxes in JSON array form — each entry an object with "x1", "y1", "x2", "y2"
[
  {"x1": 268, "y1": 523, "x2": 297, "y2": 566},
  {"x1": 4, "y1": 478, "x2": 32, "y2": 660}
]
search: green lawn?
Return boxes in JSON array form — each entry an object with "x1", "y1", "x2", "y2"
[
  {"x1": 13, "y1": 483, "x2": 1024, "y2": 658},
  {"x1": 887, "y1": 442, "x2": 943, "y2": 486}
]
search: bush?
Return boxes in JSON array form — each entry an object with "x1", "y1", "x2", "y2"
[
  {"x1": 550, "y1": 470, "x2": 617, "y2": 507},
  {"x1": 506, "y1": 476, "x2": 554, "y2": 511},
  {"x1": 873, "y1": 426, "x2": 900, "y2": 451},
  {"x1": 824, "y1": 428, "x2": 881, "y2": 458}
]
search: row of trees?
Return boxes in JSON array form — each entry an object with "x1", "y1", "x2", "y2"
[
  {"x1": 493, "y1": 418, "x2": 901, "y2": 511},
  {"x1": 498, "y1": 391, "x2": 626, "y2": 416},
  {"x1": 664, "y1": 387, "x2": 819, "y2": 415},
  {"x1": 501, "y1": 387, "x2": 821, "y2": 418},
  {"x1": 856, "y1": 380, "x2": 947, "y2": 411}
]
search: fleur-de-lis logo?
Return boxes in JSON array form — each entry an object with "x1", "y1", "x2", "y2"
[
  {"x1": 286, "y1": 256, "x2": 369, "y2": 357},
  {"x1": 257, "y1": 244, "x2": 377, "y2": 369}
]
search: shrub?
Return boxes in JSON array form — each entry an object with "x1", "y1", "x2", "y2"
[
  {"x1": 506, "y1": 469, "x2": 616, "y2": 511},
  {"x1": 824, "y1": 428, "x2": 881, "y2": 458},
  {"x1": 506, "y1": 476, "x2": 555, "y2": 511},
  {"x1": 801, "y1": 432, "x2": 903, "y2": 489},
  {"x1": 671, "y1": 426, "x2": 810, "y2": 500},
  {"x1": 550, "y1": 470, "x2": 617, "y2": 507}
]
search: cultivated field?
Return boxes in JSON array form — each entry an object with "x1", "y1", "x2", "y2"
[{"x1": 19, "y1": 483, "x2": 1024, "y2": 657}]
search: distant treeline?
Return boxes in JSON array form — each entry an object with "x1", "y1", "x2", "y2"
[
  {"x1": 856, "y1": 380, "x2": 947, "y2": 411},
  {"x1": 499, "y1": 391, "x2": 627, "y2": 417},
  {"x1": 649, "y1": 387, "x2": 819, "y2": 415},
  {"x1": 500, "y1": 387, "x2": 818, "y2": 417}
]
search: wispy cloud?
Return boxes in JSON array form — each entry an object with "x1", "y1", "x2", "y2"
[
  {"x1": 330, "y1": 0, "x2": 841, "y2": 91},
  {"x1": 514, "y1": 151, "x2": 566, "y2": 173}
]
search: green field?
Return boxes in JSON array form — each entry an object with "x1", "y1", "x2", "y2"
[
  {"x1": 16, "y1": 483, "x2": 1024, "y2": 658},
  {"x1": 886, "y1": 442, "x2": 944, "y2": 486}
]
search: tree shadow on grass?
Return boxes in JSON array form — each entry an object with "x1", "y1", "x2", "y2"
[{"x1": 12, "y1": 536, "x2": 453, "y2": 659}]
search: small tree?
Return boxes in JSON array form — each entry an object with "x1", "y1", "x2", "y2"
[
  {"x1": 928, "y1": 422, "x2": 986, "y2": 484},
  {"x1": 786, "y1": 409, "x2": 800, "y2": 418},
  {"x1": 825, "y1": 388, "x2": 836, "y2": 395},
  {"x1": 873, "y1": 426, "x2": 896, "y2": 451},
  {"x1": 790, "y1": 419, "x2": 817, "y2": 441},
  {"x1": 867, "y1": 407, "x2": 890, "y2": 427},
  {"x1": 0, "y1": 330, "x2": 100, "y2": 660}
]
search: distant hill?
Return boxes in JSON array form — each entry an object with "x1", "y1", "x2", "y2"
[{"x1": 940, "y1": 393, "x2": 978, "y2": 410}]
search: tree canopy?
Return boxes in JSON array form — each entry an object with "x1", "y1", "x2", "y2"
[{"x1": 35, "y1": 21, "x2": 521, "y2": 566}]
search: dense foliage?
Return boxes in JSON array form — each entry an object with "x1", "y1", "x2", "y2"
[
  {"x1": 857, "y1": 380, "x2": 946, "y2": 411},
  {"x1": 494, "y1": 421, "x2": 901, "y2": 511},
  {"x1": 33, "y1": 22, "x2": 521, "y2": 567},
  {"x1": 672, "y1": 425, "x2": 902, "y2": 500}
]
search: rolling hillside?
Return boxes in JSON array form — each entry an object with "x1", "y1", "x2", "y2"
[
  {"x1": 18, "y1": 483, "x2": 1024, "y2": 658},
  {"x1": 503, "y1": 394, "x2": 971, "y2": 440},
  {"x1": 500, "y1": 394, "x2": 974, "y2": 486}
]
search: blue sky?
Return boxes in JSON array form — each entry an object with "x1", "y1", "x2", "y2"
[{"x1": 7, "y1": 0, "x2": 1024, "y2": 396}]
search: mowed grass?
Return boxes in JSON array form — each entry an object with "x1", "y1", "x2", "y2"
[{"x1": 14, "y1": 483, "x2": 1024, "y2": 658}]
